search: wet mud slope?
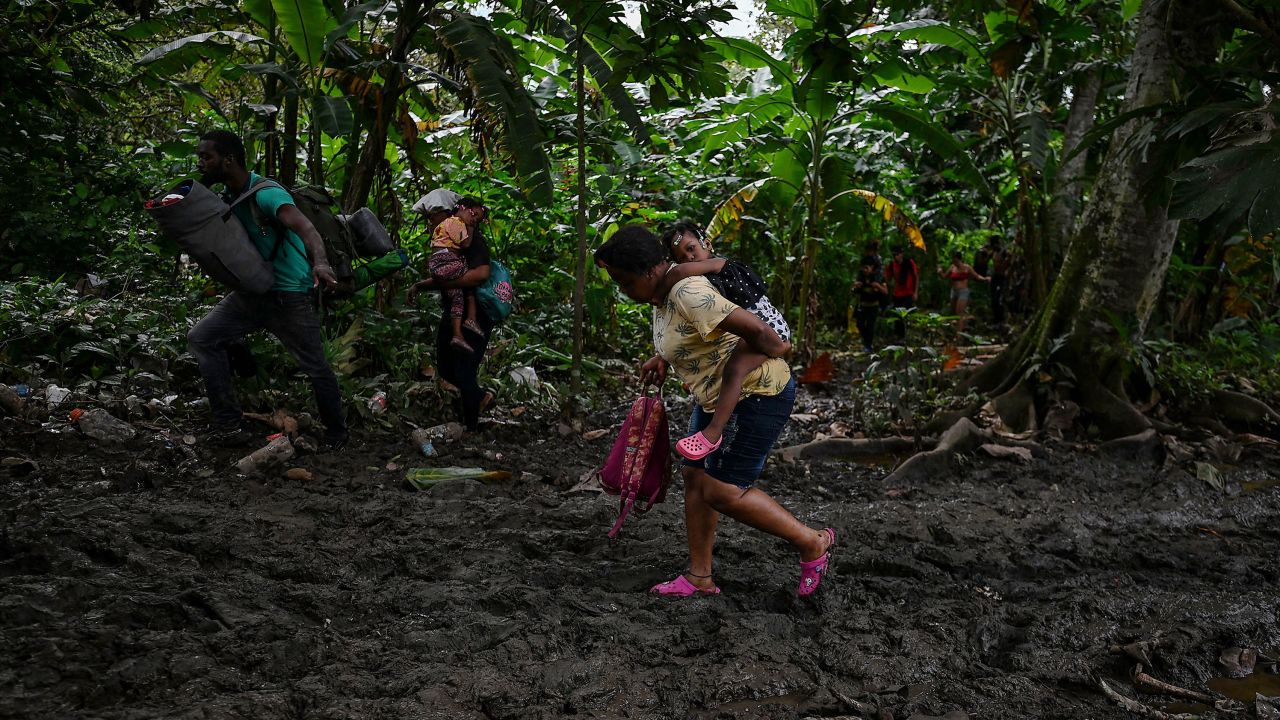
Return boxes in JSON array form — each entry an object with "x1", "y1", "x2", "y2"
[{"x1": 2, "y1": 394, "x2": 1279, "y2": 719}]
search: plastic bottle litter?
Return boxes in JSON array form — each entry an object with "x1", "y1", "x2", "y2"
[
  {"x1": 410, "y1": 422, "x2": 464, "y2": 457},
  {"x1": 509, "y1": 366, "x2": 540, "y2": 388},
  {"x1": 368, "y1": 391, "x2": 388, "y2": 414},
  {"x1": 235, "y1": 436, "x2": 295, "y2": 474},
  {"x1": 45, "y1": 385, "x2": 71, "y2": 407},
  {"x1": 14, "y1": 384, "x2": 30, "y2": 398},
  {"x1": 76, "y1": 408, "x2": 138, "y2": 443}
]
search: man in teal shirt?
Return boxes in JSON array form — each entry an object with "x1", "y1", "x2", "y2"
[{"x1": 187, "y1": 130, "x2": 348, "y2": 448}]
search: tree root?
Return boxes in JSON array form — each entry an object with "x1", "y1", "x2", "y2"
[
  {"x1": 1209, "y1": 389, "x2": 1280, "y2": 431},
  {"x1": 1131, "y1": 664, "x2": 1216, "y2": 705},
  {"x1": 777, "y1": 436, "x2": 934, "y2": 464},
  {"x1": 885, "y1": 418, "x2": 990, "y2": 484},
  {"x1": 1097, "y1": 678, "x2": 1200, "y2": 720}
]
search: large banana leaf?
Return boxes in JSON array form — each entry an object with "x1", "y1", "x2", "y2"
[
  {"x1": 706, "y1": 178, "x2": 778, "y2": 244},
  {"x1": 850, "y1": 20, "x2": 984, "y2": 61},
  {"x1": 515, "y1": 0, "x2": 647, "y2": 144},
  {"x1": 833, "y1": 189, "x2": 926, "y2": 251},
  {"x1": 269, "y1": 0, "x2": 336, "y2": 66},
  {"x1": 138, "y1": 31, "x2": 265, "y2": 65},
  {"x1": 869, "y1": 103, "x2": 993, "y2": 197},
  {"x1": 437, "y1": 15, "x2": 553, "y2": 204}
]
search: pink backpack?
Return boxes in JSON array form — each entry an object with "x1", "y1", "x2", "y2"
[{"x1": 598, "y1": 391, "x2": 673, "y2": 538}]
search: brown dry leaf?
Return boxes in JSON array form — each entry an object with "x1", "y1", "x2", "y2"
[
  {"x1": 284, "y1": 468, "x2": 314, "y2": 481},
  {"x1": 510, "y1": 406, "x2": 527, "y2": 417},
  {"x1": 799, "y1": 352, "x2": 834, "y2": 384},
  {"x1": 582, "y1": 429, "x2": 609, "y2": 441}
]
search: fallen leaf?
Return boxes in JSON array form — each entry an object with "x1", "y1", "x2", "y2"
[
  {"x1": 1196, "y1": 461, "x2": 1225, "y2": 492},
  {"x1": 799, "y1": 352, "x2": 834, "y2": 384},
  {"x1": 789, "y1": 413, "x2": 819, "y2": 422},
  {"x1": 285, "y1": 467, "x2": 314, "y2": 481},
  {"x1": 510, "y1": 406, "x2": 527, "y2": 417},
  {"x1": 886, "y1": 487, "x2": 913, "y2": 498},
  {"x1": 582, "y1": 429, "x2": 609, "y2": 441}
]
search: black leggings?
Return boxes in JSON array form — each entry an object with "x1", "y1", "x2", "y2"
[{"x1": 435, "y1": 301, "x2": 493, "y2": 430}]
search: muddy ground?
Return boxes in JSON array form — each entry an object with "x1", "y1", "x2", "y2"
[{"x1": 2, "y1": 378, "x2": 1279, "y2": 720}]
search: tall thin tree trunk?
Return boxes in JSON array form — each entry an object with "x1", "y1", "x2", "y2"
[
  {"x1": 570, "y1": 24, "x2": 588, "y2": 397},
  {"x1": 281, "y1": 92, "x2": 299, "y2": 187},
  {"x1": 795, "y1": 120, "x2": 826, "y2": 362},
  {"x1": 1044, "y1": 69, "x2": 1102, "y2": 265}
]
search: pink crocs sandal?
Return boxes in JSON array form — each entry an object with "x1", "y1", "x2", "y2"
[
  {"x1": 676, "y1": 431, "x2": 722, "y2": 461},
  {"x1": 797, "y1": 527, "x2": 836, "y2": 597},
  {"x1": 650, "y1": 575, "x2": 721, "y2": 597}
]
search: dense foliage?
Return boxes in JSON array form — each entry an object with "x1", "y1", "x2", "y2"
[{"x1": 2, "y1": 0, "x2": 1278, "y2": 430}]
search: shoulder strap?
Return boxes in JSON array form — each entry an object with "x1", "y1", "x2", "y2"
[{"x1": 229, "y1": 178, "x2": 296, "y2": 263}]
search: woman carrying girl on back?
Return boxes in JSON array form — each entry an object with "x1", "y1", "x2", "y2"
[{"x1": 656, "y1": 221, "x2": 791, "y2": 461}]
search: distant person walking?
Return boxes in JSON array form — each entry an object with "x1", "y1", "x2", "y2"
[
  {"x1": 939, "y1": 250, "x2": 988, "y2": 334},
  {"x1": 186, "y1": 130, "x2": 348, "y2": 448},
  {"x1": 407, "y1": 191, "x2": 496, "y2": 431},
  {"x1": 986, "y1": 237, "x2": 1010, "y2": 328},
  {"x1": 885, "y1": 244, "x2": 919, "y2": 341},
  {"x1": 853, "y1": 258, "x2": 888, "y2": 352},
  {"x1": 595, "y1": 225, "x2": 834, "y2": 598}
]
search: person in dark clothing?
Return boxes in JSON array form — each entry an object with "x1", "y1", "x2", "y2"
[
  {"x1": 853, "y1": 259, "x2": 888, "y2": 352},
  {"x1": 187, "y1": 130, "x2": 348, "y2": 448},
  {"x1": 407, "y1": 191, "x2": 495, "y2": 431},
  {"x1": 885, "y1": 244, "x2": 919, "y2": 340},
  {"x1": 986, "y1": 237, "x2": 1009, "y2": 328}
]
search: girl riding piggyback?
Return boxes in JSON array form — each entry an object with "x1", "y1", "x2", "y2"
[{"x1": 656, "y1": 221, "x2": 791, "y2": 460}]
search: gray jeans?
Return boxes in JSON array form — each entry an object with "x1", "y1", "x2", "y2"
[{"x1": 187, "y1": 291, "x2": 347, "y2": 439}]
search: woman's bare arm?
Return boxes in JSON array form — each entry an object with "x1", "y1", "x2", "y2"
[{"x1": 715, "y1": 308, "x2": 790, "y2": 358}]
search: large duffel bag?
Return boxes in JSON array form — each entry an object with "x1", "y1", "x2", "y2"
[{"x1": 145, "y1": 179, "x2": 275, "y2": 294}]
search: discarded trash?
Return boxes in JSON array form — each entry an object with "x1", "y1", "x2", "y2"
[
  {"x1": 235, "y1": 436, "x2": 295, "y2": 474},
  {"x1": 266, "y1": 433, "x2": 284, "y2": 442},
  {"x1": 76, "y1": 408, "x2": 138, "y2": 443},
  {"x1": 68, "y1": 408, "x2": 84, "y2": 423},
  {"x1": 405, "y1": 466, "x2": 512, "y2": 491},
  {"x1": 509, "y1": 366, "x2": 540, "y2": 388},
  {"x1": 14, "y1": 384, "x2": 30, "y2": 398},
  {"x1": 45, "y1": 385, "x2": 72, "y2": 407},
  {"x1": 368, "y1": 391, "x2": 388, "y2": 414},
  {"x1": 284, "y1": 467, "x2": 314, "y2": 482},
  {"x1": 410, "y1": 423, "x2": 464, "y2": 457}
]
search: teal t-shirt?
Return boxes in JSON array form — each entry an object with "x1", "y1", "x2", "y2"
[{"x1": 229, "y1": 172, "x2": 312, "y2": 293}]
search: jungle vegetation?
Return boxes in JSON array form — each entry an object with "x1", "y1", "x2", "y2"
[{"x1": 2, "y1": 0, "x2": 1279, "y2": 440}]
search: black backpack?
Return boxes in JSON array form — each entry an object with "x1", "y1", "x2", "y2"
[{"x1": 237, "y1": 179, "x2": 404, "y2": 296}]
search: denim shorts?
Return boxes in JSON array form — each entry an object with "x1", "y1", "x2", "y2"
[{"x1": 683, "y1": 378, "x2": 797, "y2": 488}]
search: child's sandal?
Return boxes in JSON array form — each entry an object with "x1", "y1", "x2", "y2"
[
  {"x1": 450, "y1": 336, "x2": 475, "y2": 354},
  {"x1": 676, "y1": 431, "x2": 722, "y2": 461},
  {"x1": 463, "y1": 319, "x2": 485, "y2": 337}
]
